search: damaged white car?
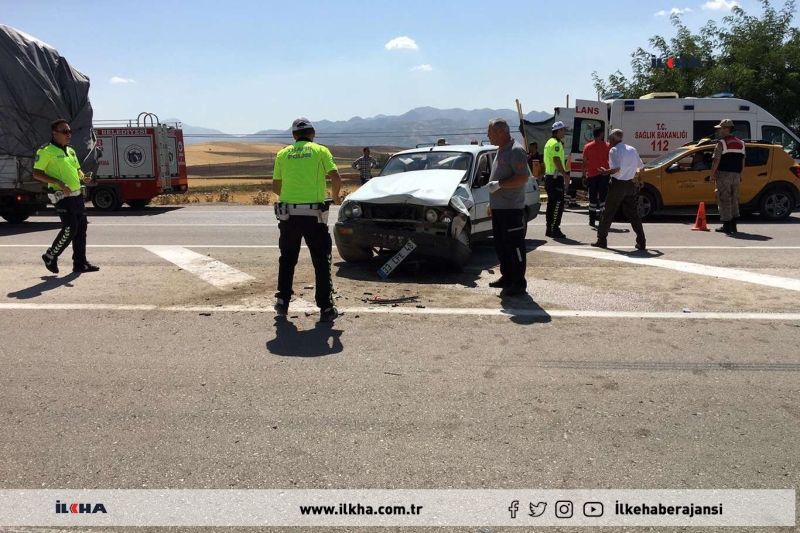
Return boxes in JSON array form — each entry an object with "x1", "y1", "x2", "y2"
[{"x1": 334, "y1": 144, "x2": 541, "y2": 267}]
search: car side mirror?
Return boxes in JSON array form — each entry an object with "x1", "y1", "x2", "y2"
[
  {"x1": 473, "y1": 170, "x2": 490, "y2": 188},
  {"x1": 667, "y1": 163, "x2": 681, "y2": 173}
]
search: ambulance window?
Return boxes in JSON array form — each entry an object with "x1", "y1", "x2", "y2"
[
  {"x1": 762, "y1": 126, "x2": 799, "y2": 158},
  {"x1": 745, "y1": 147, "x2": 770, "y2": 167},
  {"x1": 572, "y1": 119, "x2": 604, "y2": 153},
  {"x1": 693, "y1": 120, "x2": 751, "y2": 141}
]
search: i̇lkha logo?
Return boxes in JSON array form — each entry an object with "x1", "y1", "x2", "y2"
[
  {"x1": 56, "y1": 500, "x2": 107, "y2": 514},
  {"x1": 651, "y1": 55, "x2": 703, "y2": 69}
]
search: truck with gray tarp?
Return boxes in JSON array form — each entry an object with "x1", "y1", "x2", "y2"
[{"x1": 0, "y1": 24, "x2": 97, "y2": 223}]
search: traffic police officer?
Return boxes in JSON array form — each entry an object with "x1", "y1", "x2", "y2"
[
  {"x1": 544, "y1": 121, "x2": 569, "y2": 239},
  {"x1": 272, "y1": 117, "x2": 343, "y2": 322},
  {"x1": 33, "y1": 119, "x2": 98, "y2": 274}
]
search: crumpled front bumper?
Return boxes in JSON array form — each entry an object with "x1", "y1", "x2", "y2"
[{"x1": 334, "y1": 221, "x2": 471, "y2": 265}]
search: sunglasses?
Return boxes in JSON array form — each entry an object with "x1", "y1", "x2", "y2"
[{"x1": 55, "y1": 129, "x2": 73, "y2": 135}]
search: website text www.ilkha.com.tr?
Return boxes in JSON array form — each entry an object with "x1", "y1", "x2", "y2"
[{"x1": 299, "y1": 502, "x2": 424, "y2": 516}]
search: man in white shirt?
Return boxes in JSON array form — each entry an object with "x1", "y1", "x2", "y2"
[{"x1": 591, "y1": 129, "x2": 647, "y2": 251}]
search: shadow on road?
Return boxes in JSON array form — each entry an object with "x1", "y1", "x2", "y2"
[
  {"x1": 0, "y1": 222, "x2": 62, "y2": 236},
  {"x1": 266, "y1": 317, "x2": 343, "y2": 358},
  {"x1": 499, "y1": 292, "x2": 552, "y2": 325},
  {"x1": 6, "y1": 273, "x2": 80, "y2": 300},
  {"x1": 727, "y1": 232, "x2": 773, "y2": 242}
]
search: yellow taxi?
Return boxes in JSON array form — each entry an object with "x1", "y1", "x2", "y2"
[{"x1": 637, "y1": 140, "x2": 800, "y2": 220}]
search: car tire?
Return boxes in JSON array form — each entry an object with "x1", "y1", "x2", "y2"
[
  {"x1": 451, "y1": 222, "x2": 472, "y2": 269},
  {"x1": 334, "y1": 231, "x2": 374, "y2": 263},
  {"x1": 127, "y1": 199, "x2": 151, "y2": 210},
  {"x1": 92, "y1": 188, "x2": 120, "y2": 211},
  {"x1": 758, "y1": 186, "x2": 796, "y2": 221},
  {"x1": 637, "y1": 189, "x2": 657, "y2": 220},
  {"x1": 1, "y1": 213, "x2": 30, "y2": 224}
]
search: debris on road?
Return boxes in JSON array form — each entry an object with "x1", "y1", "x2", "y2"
[{"x1": 365, "y1": 295, "x2": 420, "y2": 305}]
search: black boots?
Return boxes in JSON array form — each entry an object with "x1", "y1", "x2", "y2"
[
  {"x1": 589, "y1": 210, "x2": 596, "y2": 227},
  {"x1": 715, "y1": 222, "x2": 732, "y2": 234}
]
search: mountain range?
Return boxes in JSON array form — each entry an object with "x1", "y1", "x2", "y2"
[{"x1": 166, "y1": 106, "x2": 552, "y2": 148}]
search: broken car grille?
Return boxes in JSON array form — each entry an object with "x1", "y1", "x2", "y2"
[{"x1": 366, "y1": 205, "x2": 421, "y2": 220}]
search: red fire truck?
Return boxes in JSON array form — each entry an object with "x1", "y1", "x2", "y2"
[{"x1": 91, "y1": 112, "x2": 188, "y2": 210}]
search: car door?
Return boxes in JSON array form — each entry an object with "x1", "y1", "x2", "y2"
[
  {"x1": 740, "y1": 146, "x2": 771, "y2": 203},
  {"x1": 470, "y1": 151, "x2": 492, "y2": 235},
  {"x1": 661, "y1": 149, "x2": 714, "y2": 205}
]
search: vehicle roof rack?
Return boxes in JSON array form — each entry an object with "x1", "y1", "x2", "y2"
[{"x1": 415, "y1": 143, "x2": 435, "y2": 148}]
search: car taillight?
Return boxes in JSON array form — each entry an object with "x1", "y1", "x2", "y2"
[
  {"x1": 791, "y1": 167, "x2": 800, "y2": 179},
  {"x1": 16, "y1": 195, "x2": 23, "y2": 202}
]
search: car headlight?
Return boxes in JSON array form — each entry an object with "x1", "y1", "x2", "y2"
[
  {"x1": 425, "y1": 208, "x2": 439, "y2": 223},
  {"x1": 343, "y1": 202, "x2": 362, "y2": 218}
]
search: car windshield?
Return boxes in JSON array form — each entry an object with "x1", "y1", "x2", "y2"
[
  {"x1": 380, "y1": 151, "x2": 474, "y2": 177},
  {"x1": 644, "y1": 148, "x2": 689, "y2": 168}
]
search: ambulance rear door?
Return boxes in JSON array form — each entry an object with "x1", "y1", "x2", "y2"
[{"x1": 567, "y1": 99, "x2": 607, "y2": 177}]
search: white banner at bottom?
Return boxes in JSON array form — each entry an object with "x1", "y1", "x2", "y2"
[{"x1": 0, "y1": 489, "x2": 794, "y2": 527}]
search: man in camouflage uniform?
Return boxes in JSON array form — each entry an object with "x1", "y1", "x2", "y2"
[{"x1": 710, "y1": 119, "x2": 746, "y2": 235}]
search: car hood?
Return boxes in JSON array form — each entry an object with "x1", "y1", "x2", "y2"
[{"x1": 346, "y1": 170, "x2": 471, "y2": 216}]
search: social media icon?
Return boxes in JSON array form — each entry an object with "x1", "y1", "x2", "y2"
[
  {"x1": 508, "y1": 500, "x2": 520, "y2": 519},
  {"x1": 583, "y1": 502, "x2": 604, "y2": 517},
  {"x1": 555, "y1": 500, "x2": 574, "y2": 519},
  {"x1": 528, "y1": 501, "x2": 547, "y2": 517}
]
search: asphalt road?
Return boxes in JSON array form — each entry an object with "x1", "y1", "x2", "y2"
[{"x1": 1, "y1": 204, "x2": 799, "y2": 533}]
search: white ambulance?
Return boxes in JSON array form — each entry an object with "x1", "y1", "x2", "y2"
[{"x1": 554, "y1": 94, "x2": 800, "y2": 180}]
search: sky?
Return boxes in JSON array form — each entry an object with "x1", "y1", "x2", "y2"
[{"x1": 2, "y1": 0, "x2": 763, "y2": 133}]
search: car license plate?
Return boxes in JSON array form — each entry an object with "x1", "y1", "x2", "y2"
[{"x1": 378, "y1": 240, "x2": 417, "y2": 279}]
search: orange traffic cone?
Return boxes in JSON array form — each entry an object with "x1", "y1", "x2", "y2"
[{"x1": 692, "y1": 202, "x2": 710, "y2": 231}]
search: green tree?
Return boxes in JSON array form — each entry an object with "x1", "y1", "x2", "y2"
[{"x1": 593, "y1": 0, "x2": 800, "y2": 130}]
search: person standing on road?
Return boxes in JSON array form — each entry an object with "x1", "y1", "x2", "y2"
[
  {"x1": 581, "y1": 127, "x2": 611, "y2": 227},
  {"x1": 351, "y1": 147, "x2": 377, "y2": 185},
  {"x1": 486, "y1": 118, "x2": 530, "y2": 297},
  {"x1": 273, "y1": 117, "x2": 343, "y2": 322},
  {"x1": 710, "y1": 119, "x2": 746, "y2": 235},
  {"x1": 592, "y1": 129, "x2": 647, "y2": 251},
  {"x1": 527, "y1": 142, "x2": 543, "y2": 177},
  {"x1": 33, "y1": 119, "x2": 98, "y2": 274},
  {"x1": 543, "y1": 122, "x2": 569, "y2": 239}
]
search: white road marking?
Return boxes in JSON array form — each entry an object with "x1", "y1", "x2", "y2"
[
  {"x1": 143, "y1": 246, "x2": 256, "y2": 289},
  {"x1": 4, "y1": 244, "x2": 800, "y2": 250},
  {"x1": 540, "y1": 247, "x2": 800, "y2": 292},
  {"x1": 1, "y1": 302, "x2": 800, "y2": 320}
]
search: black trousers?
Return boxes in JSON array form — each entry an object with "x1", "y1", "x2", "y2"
[
  {"x1": 48, "y1": 195, "x2": 88, "y2": 266},
  {"x1": 587, "y1": 175, "x2": 610, "y2": 214},
  {"x1": 596, "y1": 179, "x2": 646, "y2": 246},
  {"x1": 277, "y1": 215, "x2": 334, "y2": 309},
  {"x1": 544, "y1": 175, "x2": 565, "y2": 233},
  {"x1": 491, "y1": 208, "x2": 527, "y2": 286}
]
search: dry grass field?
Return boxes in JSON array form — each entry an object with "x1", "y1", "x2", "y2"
[
  {"x1": 157, "y1": 141, "x2": 400, "y2": 205},
  {"x1": 185, "y1": 141, "x2": 401, "y2": 179}
]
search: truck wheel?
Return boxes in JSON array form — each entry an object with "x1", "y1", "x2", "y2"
[
  {"x1": 127, "y1": 199, "x2": 151, "y2": 210},
  {"x1": 1, "y1": 213, "x2": 30, "y2": 224},
  {"x1": 759, "y1": 187, "x2": 795, "y2": 221},
  {"x1": 92, "y1": 188, "x2": 119, "y2": 211}
]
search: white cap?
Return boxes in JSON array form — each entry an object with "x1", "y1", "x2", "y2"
[{"x1": 552, "y1": 121, "x2": 567, "y2": 131}]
